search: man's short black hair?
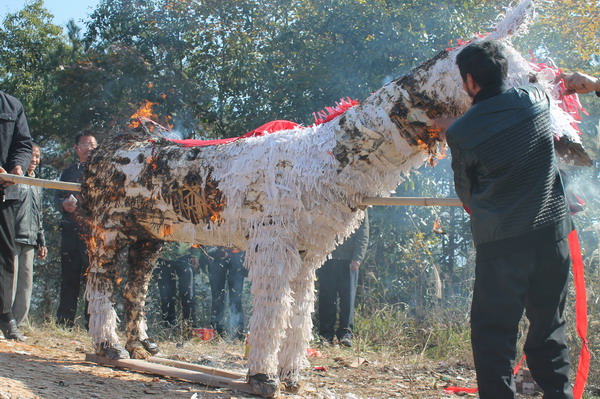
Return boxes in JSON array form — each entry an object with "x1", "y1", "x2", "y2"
[
  {"x1": 75, "y1": 131, "x2": 96, "y2": 145},
  {"x1": 456, "y1": 40, "x2": 508, "y2": 89}
]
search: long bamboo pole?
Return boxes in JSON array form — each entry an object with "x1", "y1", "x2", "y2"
[
  {"x1": 0, "y1": 174, "x2": 81, "y2": 192},
  {"x1": 361, "y1": 196, "x2": 462, "y2": 207},
  {"x1": 0, "y1": 174, "x2": 464, "y2": 206}
]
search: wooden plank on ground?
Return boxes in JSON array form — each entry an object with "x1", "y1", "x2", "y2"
[
  {"x1": 85, "y1": 353, "x2": 255, "y2": 395},
  {"x1": 148, "y1": 356, "x2": 245, "y2": 380}
]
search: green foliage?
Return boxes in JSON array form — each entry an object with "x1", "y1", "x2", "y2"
[
  {"x1": 56, "y1": 44, "x2": 153, "y2": 135},
  {"x1": 0, "y1": 0, "x2": 70, "y2": 144},
  {"x1": 536, "y1": 0, "x2": 599, "y2": 64},
  {"x1": 0, "y1": 0, "x2": 64, "y2": 94},
  {"x1": 353, "y1": 303, "x2": 472, "y2": 362}
]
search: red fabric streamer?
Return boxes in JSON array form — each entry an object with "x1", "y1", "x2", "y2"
[
  {"x1": 167, "y1": 120, "x2": 301, "y2": 147},
  {"x1": 242, "y1": 120, "x2": 302, "y2": 138},
  {"x1": 444, "y1": 386, "x2": 478, "y2": 394},
  {"x1": 513, "y1": 354, "x2": 526, "y2": 376},
  {"x1": 529, "y1": 53, "x2": 589, "y2": 135},
  {"x1": 312, "y1": 97, "x2": 359, "y2": 125},
  {"x1": 568, "y1": 229, "x2": 590, "y2": 399},
  {"x1": 445, "y1": 33, "x2": 486, "y2": 52},
  {"x1": 445, "y1": 356, "x2": 526, "y2": 395},
  {"x1": 158, "y1": 98, "x2": 357, "y2": 148}
]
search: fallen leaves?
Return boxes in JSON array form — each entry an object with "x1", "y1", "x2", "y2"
[{"x1": 333, "y1": 356, "x2": 368, "y2": 368}]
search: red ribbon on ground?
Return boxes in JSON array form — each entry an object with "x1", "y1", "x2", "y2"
[
  {"x1": 446, "y1": 230, "x2": 589, "y2": 396},
  {"x1": 444, "y1": 386, "x2": 478, "y2": 394},
  {"x1": 444, "y1": 357, "x2": 525, "y2": 395}
]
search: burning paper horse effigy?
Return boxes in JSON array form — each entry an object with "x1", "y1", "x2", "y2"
[{"x1": 80, "y1": 0, "x2": 588, "y2": 396}]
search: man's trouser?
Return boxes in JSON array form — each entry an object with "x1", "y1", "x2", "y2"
[
  {"x1": 317, "y1": 258, "x2": 358, "y2": 340},
  {"x1": 208, "y1": 251, "x2": 245, "y2": 338},
  {"x1": 471, "y1": 236, "x2": 574, "y2": 399},
  {"x1": 12, "y1": 243, "x2": 35, "y2": 325},
  {"x1": 0, "y1": 200, "x2": 16, "y2": 320},
  {"x1": 156, "y1": 255, "x2": 196, "y2": 327},
  {"x1": 56, "y1": 225, "x2": 89, "y2": 327}
]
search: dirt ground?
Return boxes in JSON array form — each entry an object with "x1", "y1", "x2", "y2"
[{"x1": 0, "y1": 326, "x2": 522, "y2": 399}]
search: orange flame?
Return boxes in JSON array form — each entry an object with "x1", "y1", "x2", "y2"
[
  {"x1": 146, "y1": 156, "x2": 158, "y2": 171},
  {"x1": 419, "y1": 127, "x2": 449, "y2": 166},
  {"x1": 161, "y1": 224, "x2": 174, "y2": 238},
  {"x1": 129, "y1": 100, "x2": 159, "y2": 130},
  {"x1": 209, "y1": 212, "x2": 221, "y2": 223},
  {"x1": 128, "y1": 100, "x2": 174, "y2": 131},
  {"x1": 165, "y1": 115, "x2": 173, "y2": 130},
  {"x1": 425, "y1": 126, "x2": 442, "y2": 139},
  {"x1": 433, "y1": 217, "x2": 445, "y2": 235}
]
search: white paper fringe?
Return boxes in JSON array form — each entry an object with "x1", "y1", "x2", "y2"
[{"x1": 84, "y1": 0, "x2": 579, "y2": 382}]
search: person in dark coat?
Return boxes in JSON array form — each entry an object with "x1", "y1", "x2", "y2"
[
  {"x1": 0, "y1": 90, "x2": 32, "y2": 341},
  {"x1": 54, "y1": 132, "x2": 97, "y2": 328},
  {"x1": 12, "y1": 143, "x2": 46, "y2": 327},
  {"x1": 317, "y1": 211, "x2": 369, "y2": 347},
  {"x1": 444, "y1": 40, "x2": 574, "y2": 399}
]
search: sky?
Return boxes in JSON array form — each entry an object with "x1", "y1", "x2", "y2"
[{"x1": 1, "y1": 0, "x2": 101, "y2": 27}]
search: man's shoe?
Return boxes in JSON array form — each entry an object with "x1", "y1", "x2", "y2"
[
  {"x1": 318, "y1": 335, "x2": 334, "y2": 347},
  {"x1": 339, "y1": 335, "x2": 352, "y2": 347},
  {"x1": 248, "y1": 373, "x2": 280, "y2": 398},
  {"x1": 141, "y1": 338, "x2": 160, "y2": 355},
  {"x1": 282, "y1": 378, "x2": 302, "y2": 394},
  {"x1": 0, "y1": 319, "x2": 26, "y2": 342},
  {"x1": 98, "y1": 343, "x2": 130, "y2": 360}
]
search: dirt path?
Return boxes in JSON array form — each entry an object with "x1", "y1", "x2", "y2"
[
  {"x1": 0, "y1": 339, "x2": 225, "y2": 399},
  {"x1": 0, "y1": 327, "x2": 488, "y2": 399}
]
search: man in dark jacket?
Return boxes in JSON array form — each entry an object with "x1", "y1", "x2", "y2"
[
  {"x1": 54, "y1": 132, "x2": 97, "y2": 328},
  {"x1": 12, "y1": 143, "x2": 46, "y2": 327},
  {"x1": 317, "y1": 211, "x2": 369, "y2": 347},
  {"x1": 0, "y1": 90, "x2": 32, "y2": 341},
  {"x1": 445, "y1": 41, "x2": 573, "y2": 399}
]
